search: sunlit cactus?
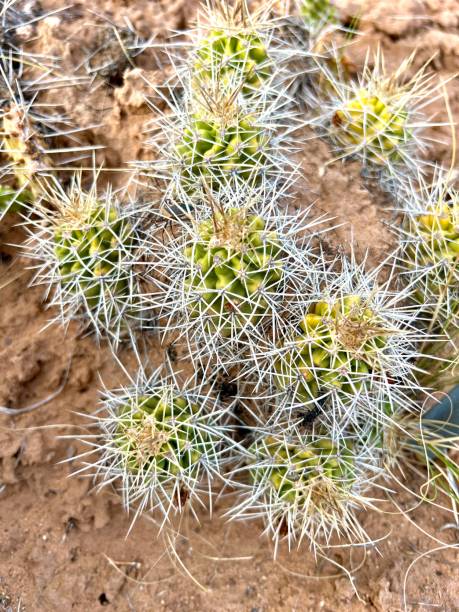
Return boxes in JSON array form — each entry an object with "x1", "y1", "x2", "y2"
[
  {"x1": 399, "y1": 170, "x2": 459, "y2": 332},
  {"x1": 175, "y1": 101, "x2": 270, "y2": 192},
  {"x1": 73, "y1": 369, "x2": 231, "y2": 524},
  {"x1": 228, "y1": 427, "x2": 379, "y2": 552},
  {"x1": 273, "y1": 294, "x2": 388, "y2": 402},
  {"x1": 193, "y1": 28, "x2": 272, "y2": 96},
  {"x1": 332, "y1": 89, "x2": 409, "y2": 164},
  {"x1": 24, "y1": 175, "x2": 154, "y2": 350}
]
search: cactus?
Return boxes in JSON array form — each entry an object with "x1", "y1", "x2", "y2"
[
  {"x1": 154, "y1": 182, "x2": 327, "y2": 368},
  {"x1": 301, "y1": 0, "x2": 337, "y2": 31},
  {"x1": 0, "y1": 183, "x2": 31, "y2": 217},
  {"x1": 77, "y1": 370, "x2": 229, "y2": 523},
  {"x1": 24, "y1": 176, "x2": 153, "y2": 350},
  {"x1": 274, "y1": 294, "x2": 389, "y2": 402},
  {"x1": 331, "y1": 88, "x2": 409, "y2": 165},
  {"x1": 175, "y1": 100, "x2": 271, "y2": 193},
  {"x1": 313, "y1": 50, "x2": 441, "y2": 183},
  {"x1": 183, "y1": 206, "x2": 284, "y2": 338},
  {"x1": 241, "y1": 252, "x2": 429, "y2": 437},
  {"x1": 193, "y1": 28, "x2": 272, "y2": 95},
  {"x1": 403, "y1": 187, "x2": 459, "y2": 329},
  {"x1": 1, "y1": 104, "x2": 53, "y2": 195},
  {"x1": 228, "y1": 428, "x2": 377, "y2": 550}
]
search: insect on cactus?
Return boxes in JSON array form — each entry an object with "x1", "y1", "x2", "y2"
[
  {"x1": 73, "y1": 368, "x2": 231, "y2": 525},
  {"x1": 228, "y1": 425, "x2": 380, "y2": 554},
  {"x1": 24, "y1": 174, "x2": 154, "y2": 350}
]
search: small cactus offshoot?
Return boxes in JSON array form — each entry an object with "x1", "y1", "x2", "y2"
[
  {"x1": 332, "y1": 89, "x2": 409, "y2": 165},
  {"x1": 229, "y1": 428, "x2": 377, "y2": 551},
  {"x1": 75, "y1": 370, "x2": 230, "y2": 523},
  {"x1": 313, "y1": 50, "x2": 443, "y2": 182}
]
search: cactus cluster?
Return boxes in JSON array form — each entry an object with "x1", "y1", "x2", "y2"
[{"x1": 7, "y1": 0, "x2": 456, "y2": 570}]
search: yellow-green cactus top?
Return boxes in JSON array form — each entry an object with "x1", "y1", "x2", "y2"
[
  {"x1": 249, "y1": 434, "x2": 355, "y2": 506},
  {"x1": 411, "y1": 200, "x2": 459, "y2": 267},
  {"x1": 184, "y1": 207, "x2": 283, "y2": 337},
  {"x1": 275, "y1": 295, "x2": 388, "y2": 401},
  {"x1": 176, "y1": 111, "x2": 269, "y2": 191},
  {"x1": 194, "y1": 28, "x2": 272, "y2": 95},
  {"x1": 54, "y1": 205, "x2": 132, "y2": 308},
  {"x1": 114, "y1": 391, "x2": 213, "y2": 479},
  {"x1": 332, "y1": 89, "x2": 409, "y2": 163}
]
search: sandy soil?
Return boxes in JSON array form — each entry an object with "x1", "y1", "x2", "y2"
[{"x1": 0, "y1": 1, "x2": 459, "y2": 610}]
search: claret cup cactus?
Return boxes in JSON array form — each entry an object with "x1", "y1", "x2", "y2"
[
  {"x1": 313, "y1": 50, "x2": 442, "y2": 183},
  {"x1": 193, "y1": 27, "x2": 272, "y2": 95},
  {"x1": 154, "y1": 182, "x2": 326, "y2": 367},
  {"x1": 183, "y1": 206, "x2": 283, "y2": 337},
  {"x1": 176, "y1": 101, "x2": 270, "y2": 193},
  {"x1": 400, "y1": 170, "x2": 459, "y2": 331},
  {"x1": 331, "y1": 89, "x2": 409, "y2": 165}
]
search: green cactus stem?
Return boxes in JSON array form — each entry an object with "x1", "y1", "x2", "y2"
[
  {"x1": 53, "y1": 203, "x2": 132, "y2": 312},
  {"x1": 114, "y1": 389, "x2": 216, "y2": 482},
  {"x1": 183, "y1": 207, "x2": 283, "y2": 337},
  {"x1": 176, "y1": 109, "x2": 269, "y2": 192},
  {"x1": 332, "y1": 89, "x2": 409, "y2": 164},
  {"x1": 274, "y1": 295, "x2": 389, "y2": 402},
  {"x1": 193, "y1": 28, "x2": 272, "y2": 95}
]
